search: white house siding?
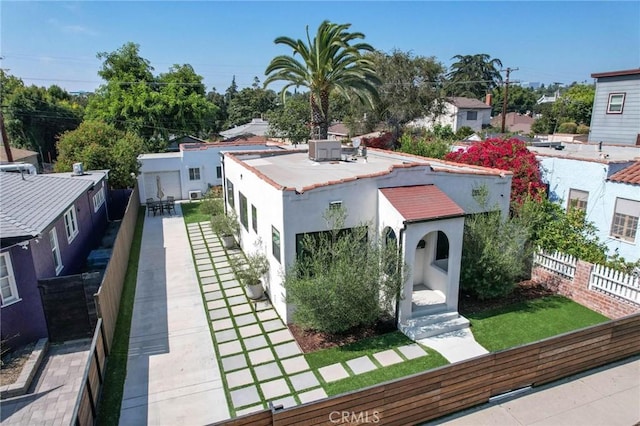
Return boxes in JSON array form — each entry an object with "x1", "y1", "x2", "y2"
[
  {"x1": 409, "y1": 103, "x2": 491, "y2": 133},
  {"x1": 589, "y1": 74, "x2": 640, "y2": 145},
  {"x1": 539, "y1": 157, "x2": 639, "y2": 262}
]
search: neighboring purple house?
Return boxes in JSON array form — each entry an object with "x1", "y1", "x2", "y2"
[{"x1": 0, "y1": 169, "x2": 109, "y2": 348}]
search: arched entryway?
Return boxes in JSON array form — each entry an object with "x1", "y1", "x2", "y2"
[{"x1": 411, "y1": 230, "x2": 450, "y2": 315}]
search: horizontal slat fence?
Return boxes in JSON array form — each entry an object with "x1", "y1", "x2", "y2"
[{"x1": 217, "y1": 313, "x2": 640, "y2": 426}]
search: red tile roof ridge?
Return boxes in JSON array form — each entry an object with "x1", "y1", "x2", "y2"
[{"x1": 608, "y1": 161, "x2": 640, "y2": 185}]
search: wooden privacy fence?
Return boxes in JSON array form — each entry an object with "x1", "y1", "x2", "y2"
[
  {"x1": 219, "y1": 313, "x2": 640, "y2": 426},
  {"x1": 71, "y1": 185, "x2": 140, "y2": 426}
]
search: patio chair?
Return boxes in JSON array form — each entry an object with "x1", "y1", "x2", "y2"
[
  {"x1": 146, "y1": 198, "x2": 161, "y2": 216},
  {"x1": 164, "y1": 196, "x2": 176, "y2": 215}
]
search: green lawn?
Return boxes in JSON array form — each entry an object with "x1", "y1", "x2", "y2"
[
  {"x1": 180, "y1": 201, "x2": 211, "y2": 224},
  {"x1": 468, "y1": 295, "x2": 609, "y2": 352},
  {"x1": 96, "y1": 209, "x2": 145, "y2": 426}
]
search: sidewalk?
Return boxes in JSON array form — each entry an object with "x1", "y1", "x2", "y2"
[
  {"x1": 428, "y1": 355, "x2": 640, "y2": 425},
  {"x1": 119, "y1": 206, "x2": 229, "y2": 425}
]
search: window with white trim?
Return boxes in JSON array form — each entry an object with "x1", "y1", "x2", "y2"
[
  {"x1": 216, "y1": 166, "x2": 222, "y2": 179},
  {"x1": 568, "y1": 189, "x2": 588, "y2": 211},
  {"x1": 0, "y1": 252, "x2": 19, "y2": 306},
  {"x1": 607, "y1": 93, "x2": 625, "y2": 114},
  {"x1": 49, "y1": 229, "x2": 63, "y2": 275},
  {"x1": 93, "y1": 187, "x2": 105, "y2": 212},
  {"x1": 610, "y1": 198, "x2": 639, "y2": 242},
  {"x1": 466, "y1": 111, "x2": 478, "y2": 120},
  {"x1": 189, "y1": 167, "x2": 201, "y2": 181},
  {"x1": 64, "y1": 207, "x2": 79, "y2": 243}
]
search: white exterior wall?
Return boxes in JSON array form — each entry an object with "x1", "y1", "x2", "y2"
[
  {"x1": 431, "y1": 173, "x2": 511, "y2": 217},
  {"x1": 409, "y1": 103, "x2": 491, "y2": 133},
  {"x1": 137, "y1": 155, "x2": 182, "y2": 202},
  {"x1": 539, "y1": 156, "x2": 639, "y2": 262},
  {"x1": 589, "y1": 75, "x2": 640, "y2": 145}
]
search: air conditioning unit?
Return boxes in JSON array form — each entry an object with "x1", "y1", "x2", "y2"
[
  {"x1": 308, "y1": 140, "x2": 342, "y2": 161},
  {"x1": 189, "y1": 190, "x2": 203, "y2": 200}
]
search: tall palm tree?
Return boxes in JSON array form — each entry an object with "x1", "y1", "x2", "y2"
[
  {"x1": 264, "y1": 21, "x2": 380, "y2": 140},
  {"x1": 447, "y1": 53, "x2": 503, "y2": 99}
]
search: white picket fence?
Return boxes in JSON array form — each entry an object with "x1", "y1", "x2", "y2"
[
  {"x1": 533, "y1": 250, "x2": 577, "y2": 278},
  {"x1": 589, "y1": 264, "x2": 640, "y2": 305}
]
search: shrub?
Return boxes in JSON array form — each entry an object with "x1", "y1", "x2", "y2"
[
  {"x1": 398, "y1": 133, "x2": 451, "y2": 159},
  {"x1": 211, "y1": 211, "x2": 239, "y2": 237},
  {"x1": 557, "y1": 122, "x2": 577, "y2": 134},
  {"x1": 200, "y1": 189, "x2": 224, "y2": 217},
  {"x1": 455, "y1": 126, "x2": 475, "y2": 140},
  {"x1": 362, "y1": 132, "x2": 394, "y2": 150},
  {"x1": 576, "y1": 124, "x2": 590, "y2": 134},
  {"x1": 284, "y1": 208, "x2": 405, "y2": 333}
]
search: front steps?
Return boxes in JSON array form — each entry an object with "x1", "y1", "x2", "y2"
[{"x1": 399, "y1": 310, "x2": 470, "y2": 340}]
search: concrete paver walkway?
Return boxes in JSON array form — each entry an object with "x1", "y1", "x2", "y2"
[
  {"x1": 417, "y1": 328, "x2": 489, "y2": 363},
  {"x1": 120, "y1": 206, "x2": 229, "y2": 425},
  {"x1": 0, "y1": 339, "x2": 90, "y2": 425},
  {"x1": 428, "y1": 355, "x2": 640, "y2": 426}
]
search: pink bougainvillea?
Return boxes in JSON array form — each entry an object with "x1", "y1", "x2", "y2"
[{"x1": 445, "y1": 138, "x2": 545, "y2": 205}]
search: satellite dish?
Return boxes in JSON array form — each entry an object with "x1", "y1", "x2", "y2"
[{"x1": 352, "y1": 138, "x2": 361, "y2": 148}]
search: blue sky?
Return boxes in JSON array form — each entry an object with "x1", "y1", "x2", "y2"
[{"x1": 2, "y1": 1, "x2": 639, "y2": 94}]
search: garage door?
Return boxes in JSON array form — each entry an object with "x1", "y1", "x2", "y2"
[{"x1": 143, "y1": 171, "x2": 182, "y2": 201}]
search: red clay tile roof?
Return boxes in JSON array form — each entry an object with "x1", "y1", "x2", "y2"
[
  {"x1": 609, "y1": 162, "x2": 640, "y2": 185},
  {"x1": 380, "y1": 185, "x2": 465, "y2": 222}
]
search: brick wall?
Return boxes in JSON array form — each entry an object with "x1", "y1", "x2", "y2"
[{"x1": 532, "y1": 260, "x2": 640, "y2": 319}]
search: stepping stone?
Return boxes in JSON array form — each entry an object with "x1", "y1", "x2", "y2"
[
  {"x1": 211, "y1": 318, "x2": 233, "y2": 331},
  {"x1": 199, "y1": 270, "x2": 215, "y2": 278},
  {"x1": 218, "y1": 340, "x2": 243, "y2": 356},
  {"x1": 208, "y1": 308, "x2": 228, "y2": 320},
  {"x1": 201, "y1": 276, "x2": 218, "y2": 285},
  {"x1": 193, "y1": 252, "x2": 209, "y2": 258},
  {"x1": 227, "y1": 295, "x2": 248, "y2": 306},
  {"x1": 222, "y1": 279, "x2": 241, "y2": 289},
  {"x1": 230, "y1": 385, "x2": 260, "y2": 408},
  {"x1": 267, "y1": 329, "x2": 294, "y2": 345},
  {"x1": 373, "y1": 349, "x2": 403, "y2": 367},
  {"x1": 259, "y1": 378, "x2": 290, "y2": 400},
  {"x1": 215, "y1": 329, "x2": 237, "y2": 343},
  {"x1": 202, "y1": 284, "x2": 221, "y2": 294},
  {"x1": 243, "y1": 335, "x2": 268, "y2": 350},
  {"x1": 222, "y1": 354, "x2": 247, "y2": 372},
  {"x1": 254, "y1": 362, "x2": 282, "y2": 381},
  {"x1": 225, "y1": 287, "x2": 245, "y2": 297},
  {"x1": 207, "y1": 299, "x2": 226, "y2": 310},
  {"x1": 271, "y1": 395, "x2": 297, "y2": 409},
  {"x1": 298, "y1": 387, "x2": 327, "y2": 404},
  {"x1": 280, "y1": 356, "x2": 310, "y2": 374},
  {"x1": 253, "y1": 300, "x2": 273, "y2": 311},
  {"x1": 234, "y1": 313, "x2": 257, "y2": 327},
  {"x1": 248, "y1": 348, "x2": 275, "y2": 365},
  {"x1": 318, "y1": 363, "x2": 349, "y2": 383},
  {"x1": 235, "y1": 404, "x2": 265, "y2": 417},
  {"x1": 239, "y1": 324, "x2": 262, "y2": 338},
  {"x1": 218, "y1": 272, "x2": 236, "y2": 282},
  {"x1": 215, "y1": 260, "x2": 230, "y2": 268},
  {"x1": 257, "y1": 310, "x2": 278, "y2": 322},
  {"x1": 397, "y1": 344, "x2": 427, "y2": 360},
  {"x1": 226, "y1": 368, "x2": 254, "y2": 388},
  {"x1": 231, "y1": 304, "x2": 253, "y2": 316},
  {"x1": 197, "y1": 263, "x2": 214, "y2": 272},
  {"x1": 262, "y1": 319, "x2": 284, "y2": 332},
  {"x1": 273, "y1": 342, "x2": 301, "y2": 359},
  {"x1": 346, "y1": 356, "x2": 377, "y2": 375},
  {"x1": 196, "y1": 257, "x2": 211, "y2": 265},
  {"x1": 289, "y1": 371, "x2": 320, "y2": 391},
  {"x1": 205, "y1": 291, "x2": 223, "y2": 302},
  {"x1": 217, "y1": 266, "x2": 233, "y2": 275}
]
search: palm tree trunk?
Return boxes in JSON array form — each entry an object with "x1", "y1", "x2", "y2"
[{"x1": 310, "y1": 92, "x2": 329, "y2": 140}]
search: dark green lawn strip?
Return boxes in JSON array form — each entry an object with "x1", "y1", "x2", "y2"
[
  {"x1": 324, "y1": 349, "x2": 448, "y2": 396},
  {"x1": 96, "y1": 209, "x2": 145, "y2": 426},
  {"x1": 305, "y1": 332, "x2": 413, "y2": 370},
  {"x1": 468, "y1": 295, "x2": 609, "y2": 352},
  {"x1": 181, "y1": 202, "x2": 210, "y2": 224}
]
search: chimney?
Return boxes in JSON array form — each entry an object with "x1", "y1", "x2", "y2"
[{"x1": 485, "y1": 93, "x2": 492, "y2": 106}]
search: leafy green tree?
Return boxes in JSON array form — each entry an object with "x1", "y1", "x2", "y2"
[
  {"x1": 397, "y1": 133, "x2": 451, "y2": 159},
  {"x1": 265, "y1": 21, "x2": 380, "y2": 139},
  {"x1": 284, "y1": 208, "x2": 405, "y2": 333},
  {"x1": 369, "y1": 49, "x2": 446, "y2": 138},
  {"x1": 266, "y1": 94, "x2": 310, "y2": 144},
  {"x1": 225, "y1": 85, "x2": 277, "y2": 128},
  {"x1": 55, "y1": 121, "x2": 144, "y2": 188},
  {"x1": 552, "y1": 83, "x2": 595, "y2": 125},
  {"x1": 447, "y1": 53, "x2": 503, "y2": 99},
  {"x1": 491, "y1": 85, "x2": 538, "y2": 116}
]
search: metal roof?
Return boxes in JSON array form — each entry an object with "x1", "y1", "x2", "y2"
[
  {"x1": 380, "y1": 185, "x2": 465, "y2": 222},
  {"x1": 0, "y1": 171, "x2": 107, "y2": 242}
]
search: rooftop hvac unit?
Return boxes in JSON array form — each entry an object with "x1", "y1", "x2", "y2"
[
  {"x1": 72, "y1": 162, "x2": 84, "y2": 176},
  {"x1": 189, "y1": 190, "x2": 203, "y2": 200},
  {"x1": 308, "y1": 140, "x2": 342, "y2": 162}
]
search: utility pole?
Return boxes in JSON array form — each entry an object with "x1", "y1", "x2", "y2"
[
  {"x1": 0, "y1": 111, "x2": 12, "y2": 162},
  {"x1": 500, "y1": 67, "x2": 518, "y2": 133}
]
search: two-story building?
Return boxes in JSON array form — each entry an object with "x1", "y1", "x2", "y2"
[
  {"x1": 409, "y1": 97, "x2": 492, "y2": 133},
  {"x1": 1, "y1": 169, "x2": 109, "y2": 348},
  {"x1": 221, "y1": 142, "x2": 512, "y2": 338}
]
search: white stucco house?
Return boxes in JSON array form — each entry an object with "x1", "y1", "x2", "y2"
[
  {"x1": 530, "y1": 142, "x2": 640, "y2": 262},
  {"x1": 221, "y1": 141, "x2": 512, "y2": 338},
  {"x1": 588, "y1": 68, "x2": 640, "y2": 146},
  {"x1": 137, "y1": 140, "x2": 284, "y2": 203},
  {"x1": 409, "y1": 97, "x2": 492, "y2": 133}
]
